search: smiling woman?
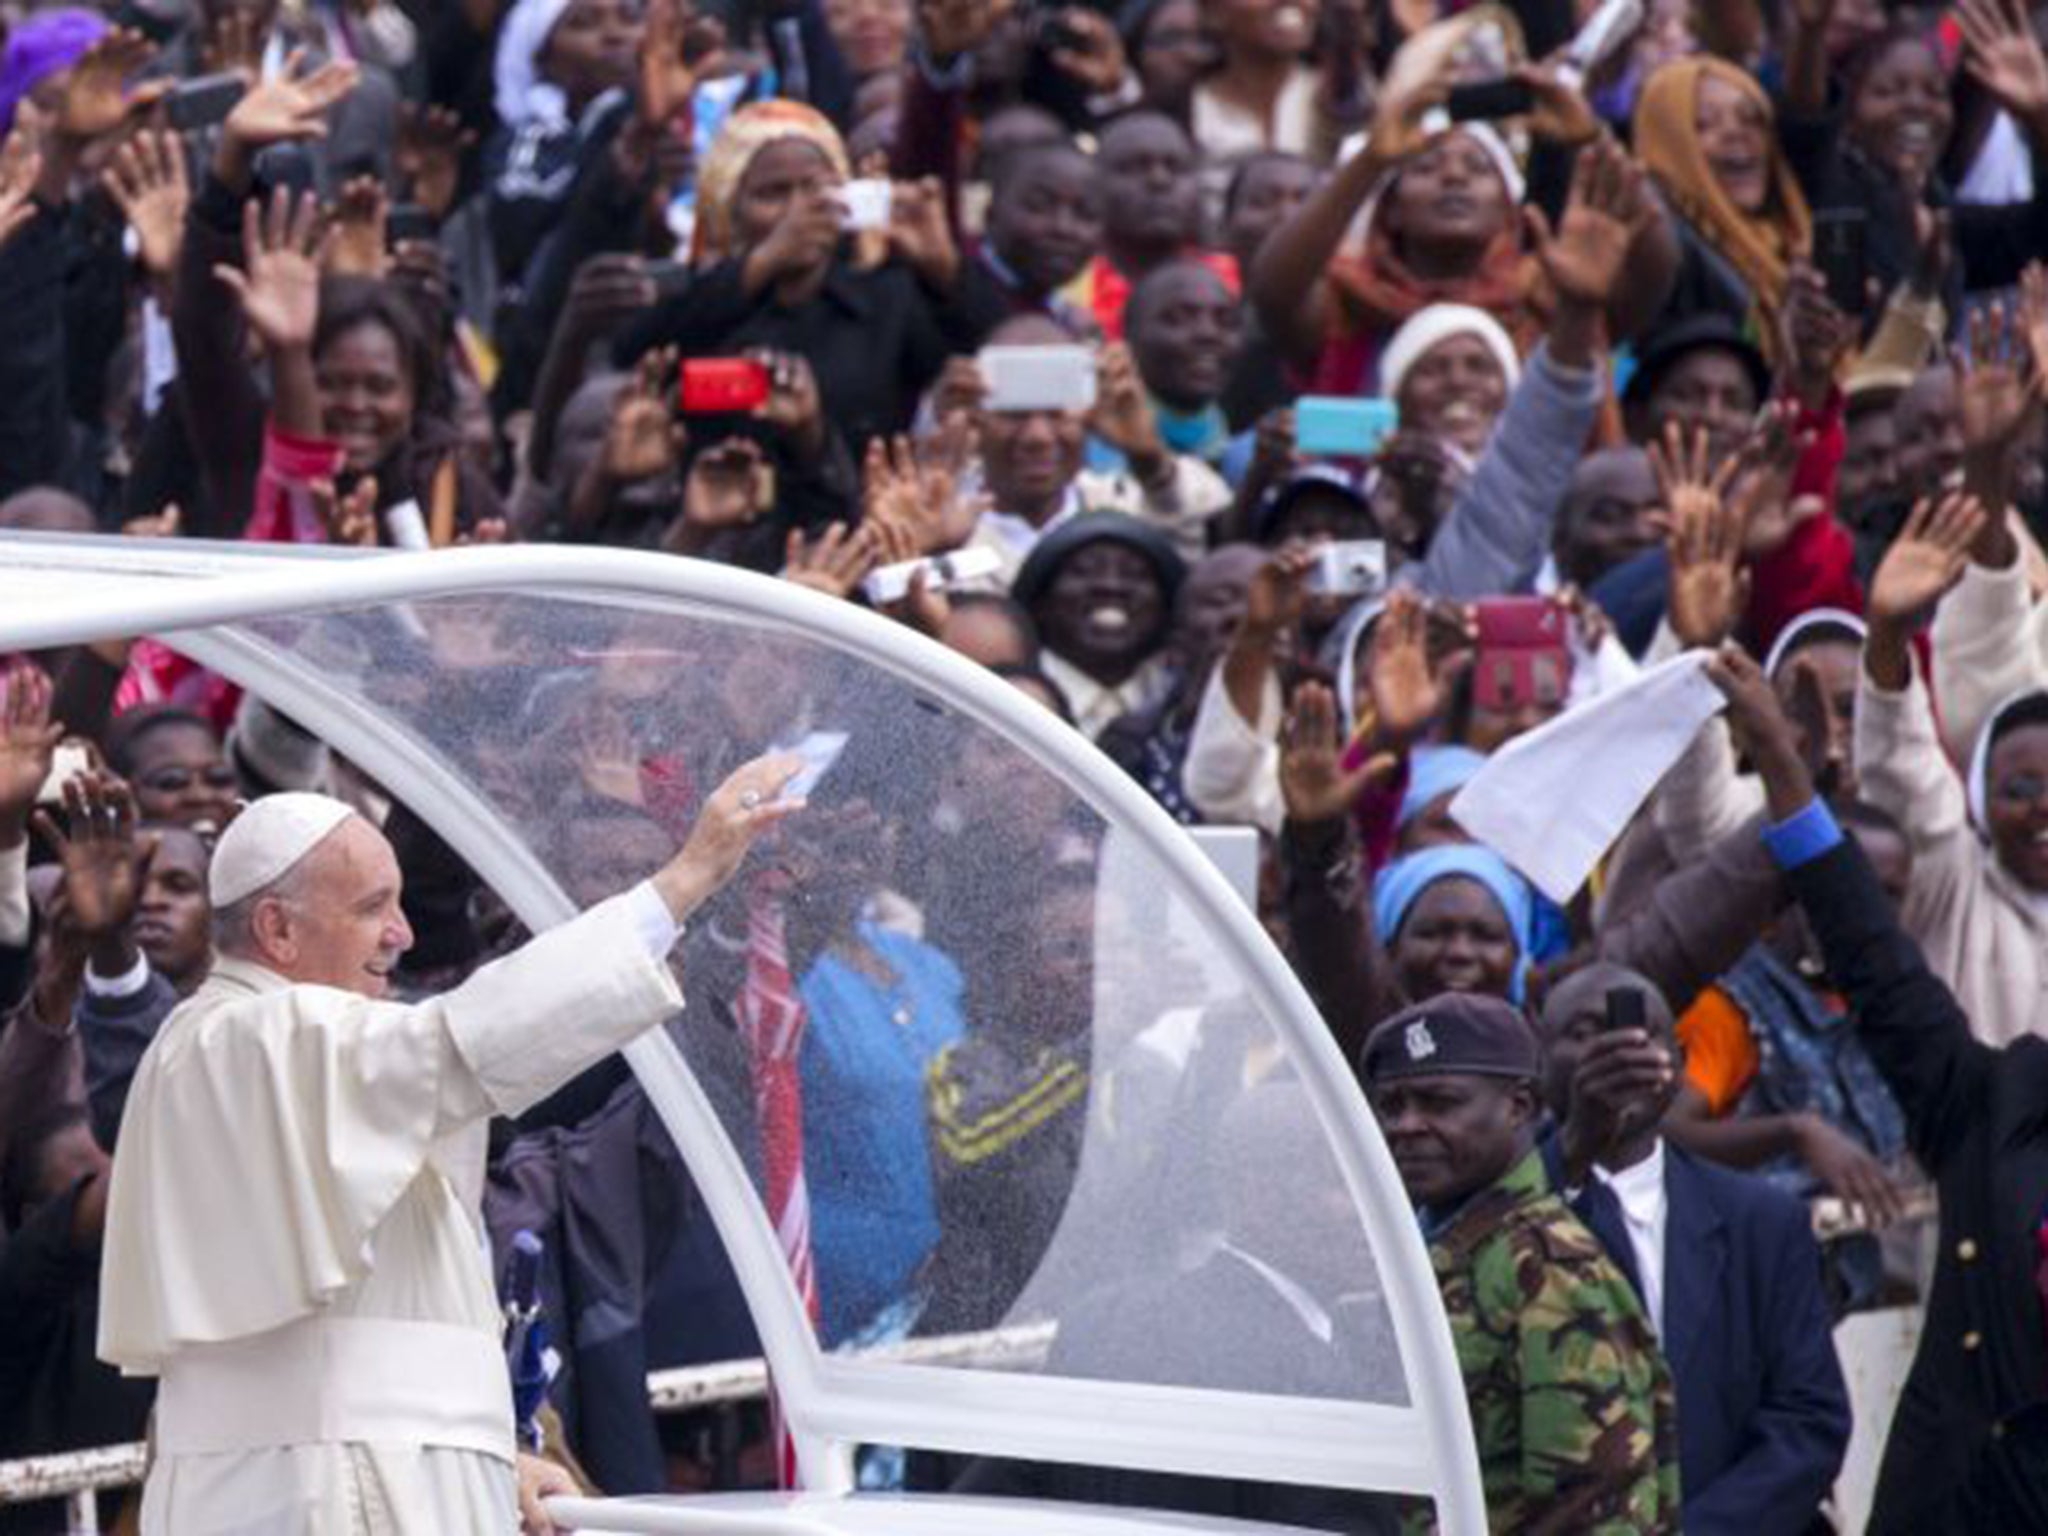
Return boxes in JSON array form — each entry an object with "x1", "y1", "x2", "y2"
[{"x1": 1634, "y1": 57, "x2": 1811, "y2": 356}]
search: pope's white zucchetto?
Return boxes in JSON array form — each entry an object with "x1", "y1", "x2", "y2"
[{"x1": 208, "y1": 793, "x2": 359, "y2": 907}]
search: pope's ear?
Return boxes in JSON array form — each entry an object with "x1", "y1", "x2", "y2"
[{"x1": 248, "y1": 893, "x2": 296, "y2": 959}]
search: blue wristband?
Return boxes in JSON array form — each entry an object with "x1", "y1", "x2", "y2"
[{"x1": 1763, "y1": 797, "x2": 1844, "y2": 871}]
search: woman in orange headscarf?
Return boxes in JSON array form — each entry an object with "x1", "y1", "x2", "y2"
[{"x1": 1634, "y1": 56, "x2": 1812, "y2": 362}]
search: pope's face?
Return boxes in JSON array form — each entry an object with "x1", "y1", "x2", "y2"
[{"x1": 273, "y1": 819, "x2": 414, "y2": 998}]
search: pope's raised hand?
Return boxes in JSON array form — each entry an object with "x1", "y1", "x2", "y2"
[{"x1": 652, "y1": 753, "x2": 807, "y2": 919}]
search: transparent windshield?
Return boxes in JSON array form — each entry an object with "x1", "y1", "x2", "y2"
[{"x1": 230, "y1": 590, "x2": 1404, "y2": 1405}]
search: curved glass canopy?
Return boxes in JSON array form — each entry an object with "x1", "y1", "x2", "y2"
[{"x1": 0, "y1": 534, "x2": 1483, "y2": 1532}]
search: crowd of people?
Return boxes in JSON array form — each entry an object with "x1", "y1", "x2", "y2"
[{"x1": 2, "y1": 0, "x2": 2048, "y2": 1528}]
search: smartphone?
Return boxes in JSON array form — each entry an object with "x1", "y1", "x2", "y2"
[
  {"x1": 1295, "y1": 396, "x2": 1398, "y2": 458},
  {"x1": 838, "y1": 178, "x2": 893, "y2": 232},
  {"x1": 979, "y1": 344, "x2": 1098, "y2": 413},
  {"x1": 1604, "y1": 986, "x2": 1647, "y2": 1034},
  {"x1": 679, "y1": 358, "x2": 771, "y2": 414},
  {"x1": 166, "y1": 71, "x2": 246, "y2": 131},
  {"x1": 386, "y1": 203, "x2": 437, "y2": 246},
  {"x1": 861, "y1": 545, "x2": 1004, "y2": 605},
  {"x1": 35, "y1": 741, "x2": 93, "y2": 805},
  {"x1": 1304, "y1": 539, "x2": 1387, "y2": 597},
  {"x1": 1472, "y1": 597, "x2": 1571, "y2": 713},
  {"x1": 1813, "y1": 207, "x2": 1868, "y2": 318},
  {"x1": 1559, "y1": 0, "x2": 1645, "y2": 82},
  {"x1": 775, "y1": 729, "x2": 850, "y2": 802},
  {"x1": 1447, "y1": 77, "x2": 1534, "y2": 123},
  {"x1": 693, "y1": 441, "x2": 777, "y2": 512}
]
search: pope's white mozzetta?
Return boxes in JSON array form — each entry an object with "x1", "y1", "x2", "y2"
[{"x1": 97, "y1": 768, "x2": 794, "y2": 1535}]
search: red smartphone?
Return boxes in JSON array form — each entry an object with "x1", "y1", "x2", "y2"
[
  {"x1": 1472, "y1": 597, "x2": 1571, "y2": 713},
  {"x1": 679, "y1": 358, "x2": 770, "y2": 414}
]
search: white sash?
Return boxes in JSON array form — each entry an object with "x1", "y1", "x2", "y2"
[{"x1": 156, "y1": 1314, "x2": 515, "y2": 1463}]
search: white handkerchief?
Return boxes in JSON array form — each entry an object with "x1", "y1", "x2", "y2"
[{"x1": 1450, "y1": 652, "x2": 1726, "y2": 904}]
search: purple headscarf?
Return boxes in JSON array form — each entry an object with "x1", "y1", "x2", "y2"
[{"x1": 0, "y1": 9, "x2": 110, "y2": 137}]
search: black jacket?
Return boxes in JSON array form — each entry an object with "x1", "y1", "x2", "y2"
[{"x1": 1789, "y1": 837, "x2": 2048, "y2": 1533}]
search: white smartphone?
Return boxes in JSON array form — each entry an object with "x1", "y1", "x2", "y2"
[
  {"x1": 35, "y1": 740, "x2": 94, "y2": 805},
  {"x1": 1305, "y1": 540, "x2": 1387, "y2": 597},
  {"x1": 838, "y1": 178, "x2": 893, "y2": 232},
  {"x1": 979, "y1": 345, "x2": 1098, "y2": 413},
  {"x1": 861, "y1": 545, "x2": 1004, "y2": 606},
  {"x1": 777, "y1": 730, "x2": 850, "y2": 802}
]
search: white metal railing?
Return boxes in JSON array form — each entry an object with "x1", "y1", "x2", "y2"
[{"x1": 0, "y1": 1323, "x2": 1056, "y2": 1525}]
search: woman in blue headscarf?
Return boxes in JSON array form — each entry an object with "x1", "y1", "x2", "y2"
[{"x1": 1374, "y1": 843, "x2": 1535, "y2": 1006}]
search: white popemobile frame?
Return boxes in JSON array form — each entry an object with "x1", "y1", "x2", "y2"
[{"x1": 0, "y1": 534, "x2": 1485, "y2": 1535}]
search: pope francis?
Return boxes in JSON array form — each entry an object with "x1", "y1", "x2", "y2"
[{"x1": 96, "y1": 753, "x2": 805, "y2": 1534}]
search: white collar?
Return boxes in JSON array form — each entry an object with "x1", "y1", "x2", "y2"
[
  {"x1": 977, "y1": 487, "x2": 1085, "y2": 555},
  {"x1": 1595, "y1": 1138, "x2": 1666, "y2": 1214}
]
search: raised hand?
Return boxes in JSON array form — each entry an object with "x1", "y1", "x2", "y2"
[
  {"x1": 1090, "y1": 342, "x2": 1167, "y2": 475},
  {"x1": 1514, "y1": 60, "x2": 1600, "y2": 147},
  {"x1": 1867, "y1": 491, "x2": 1988, "y2": 624},
  {"x1": 1560, "y1": 1027, "x2": 1678, "y2": 1176},
  {"x1": 394, "y1": 102, "x2": 475, "y2": 221},
  {"x1": 213, "y1": 187, "x2": 327, "y2": 351},
  {"x1": 0, "y1": 121, "x2": 41, "y2": 253},
  {"x1": 200, "y1": 9, "x2": 263, "y2": 78},
  {"x1": 917, "y1": 0, "x2": 1015, "y2": 61},
  {"x1": 782, "y1": 522, "x2": 882, "y2": 599},
  {"x1": 1244, "y1": 541, "x2": 1316, "y2": 638},
  {"x1": 1650, "y1": 422, "x2": 1749, "y2": 648},
  {"x1": 751, "y1": 350, "x2": 824, "y2": 456},
  {"x1": 1725, "y1": 400, "x2": 1812, "y2": 558},
  {"x1": 1959, "y1": 0, "x2": 2048, "y2": 127},
  {"x1": 1045, "y1": 7, "x2": 1129, "y2": 94},
  {"x1": 102, "y1": 129, "x2": 190, "y2": 280},
  {"x1": 311, "y1": 475, "x2": 380, "y2": 546},
  {"x1": 743, "y1": 183, "x2": 841, "y2": 294},
  {"x1": 217, "y1": 50, "x2": 360, "y2": 187},
  {"x1": 561, "y1": 252, "x2": 659, "y2": 344},
  {"x1": 604, "y1": 347, "x2": 685, "y2": 482},
  {"x1": 1367, "y1": 588, "x2": 1447, "y2": 747},
  {"x1": 325, "y1": 174, "x2": 390, "y2": 279},
  {"x1": 1356, "y1": 56, "x2": 1451, "y2": 169},
  {"x1": 0, "y1": 662, "x2": 63, "y2": 840},
  {"x1": 655, "y1": 753, "x2": 809, "y2": 918},
  {"x1": 30, "y1": 773, "x2": 156, "y2": 940},
  {"x1": 863, "y1": 434, "x2": 980, "y2": 555},
  {"x1": 1533, "y1": 134, "x2": 1645, "y2": 309},
  {"x1": 678, "y1": 437, "x2": 771, "y2": 533},
  {"x1": 1957, "y1": 298, "x2": 2042, "y2": 474},
  {"x1": 640, "y1": 0, "x2": 726, "y2": 126},
  {"x1": 1280, "y1": 680, "x2": 1388, "y2": 825},
  {"x1": 54, "y1": 28, "x2": 168, "y2": 143},
  {"x1": 884, "y1": 175, "x2": 958, "y2": 290},
  {"x1": 1778, "y1": 262, "x2": 1854, "y2": 407}
]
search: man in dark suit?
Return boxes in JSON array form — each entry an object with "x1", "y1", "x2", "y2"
[
  {"x1": 1535, "y1": 961, "x2": 1851, "y2": 1536},
  {"x1": 1710, "y1": 645, "x2": 2048, "y2": 1532}
]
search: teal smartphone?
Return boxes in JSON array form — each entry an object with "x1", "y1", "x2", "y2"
[{"x1": 1295, "y1": 397, "x2": 1398, "y2": 457}]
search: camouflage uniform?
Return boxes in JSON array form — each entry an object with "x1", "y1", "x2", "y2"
[{"x1": 1415, "y1": 1147, "x2": 1681, "y2": 1535}]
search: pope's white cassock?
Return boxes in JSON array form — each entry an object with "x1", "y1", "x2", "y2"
[{"x1": 96, "y1": 795, "x2": 689, "y2": 1533}]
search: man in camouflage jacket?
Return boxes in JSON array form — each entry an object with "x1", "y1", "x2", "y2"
[{"x1": 1363, "y1": 992, "x2": 1680, "y2": 1534}]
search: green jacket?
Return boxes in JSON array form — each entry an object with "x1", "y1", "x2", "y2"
[{"x1": 1418, "y1": 1148, "x2": 1681, "y2": 1535}]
